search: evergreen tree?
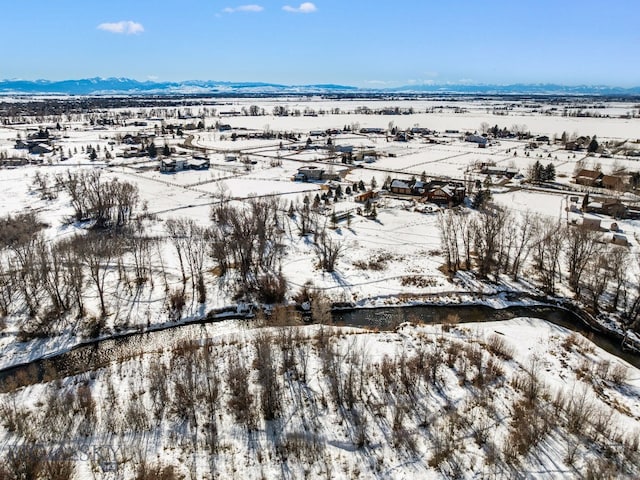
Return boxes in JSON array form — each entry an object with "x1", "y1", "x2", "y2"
[
  {"x1": 358, "y1": 180, "x2": 365, "y2": 191},
  {"x1": 588, "y1": 136, "x2": 599, "y2": 153},
  {"x1": 543, "y1": 163, "x2": 556, "y2": 182},
  {"x1": 371, "y1": 177, "x2": 378, "y2": 189},
  {"x1": 163, "y1": 143, "x2": 171, "y2": 156},
  {"x1": 147, "y1": 142, "x2": 157, "y2": 158}
]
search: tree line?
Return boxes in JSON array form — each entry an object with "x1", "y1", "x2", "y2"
[{"x1": 437, "y1": 206, "x2": 639, "y2": 329}]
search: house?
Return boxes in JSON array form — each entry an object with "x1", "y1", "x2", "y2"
[
  {"x1": 294, "y1": 166, "x2": 341, "y2": 182},
  {"x1": 574, "y1": 169, "x2": 603, "y2": 187},
  {"x1": 160, "y1": 158, "x2": 187, "y2": 173},
  {"x1": 355, "y1": 190, "x2": 377, "y2": 203},
  {"x1": 481, "y1": 165, "x2": 519, "y2": 178},
  {"x1": 425, "y1": 181, "x2": 466, "y2": 205},
  {"x1": 465, "y1": 134, "x2": 488, "y2": 146},
  {"x1": 389, "y1": 178, "x2": 466, "y2": 205},
  {"x1": 30, "y1": 143, "x2": 53, "y2": 155},
  {"x1": 390, "y1": 179, "x2": 413, "y2": 195},
  {"x1": 585, "y1": 198, "x2": 627, "y2": 218},
  {"x1": 601, "y1": 175, "x2": 626, "y2": 191},
  {"x1": 189, "y1": 156, "x2": 210, "y2": 170}
]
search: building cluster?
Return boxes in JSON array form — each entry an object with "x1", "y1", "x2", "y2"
[{"x1": 389, "y1": 178, "x2": 466, "y2": 205}]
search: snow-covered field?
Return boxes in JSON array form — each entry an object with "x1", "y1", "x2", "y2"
[
  {"x1": 1, "y1": 318, "x2": 639, "y2": 479},
  {"x1": 1, "y1": 96, "x2": 640, "y2": 478}
]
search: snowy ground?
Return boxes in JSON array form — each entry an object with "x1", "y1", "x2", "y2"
[
  {"x1": 1, "y1": 97, "x2": 640, "y2": 477},
  {"x1": 1, "y1": 317, "x2": 639, "y2": 479}
]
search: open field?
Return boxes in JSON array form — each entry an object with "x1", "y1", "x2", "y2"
[{"x1": 1, "y1": 95, "x2": 640, "y2": 478}]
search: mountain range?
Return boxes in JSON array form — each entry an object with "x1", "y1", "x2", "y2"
[{"x1": 1, "y1": 77, "x2": 639, "y2": 96}]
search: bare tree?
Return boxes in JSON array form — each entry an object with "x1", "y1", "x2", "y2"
[
  {"x1": 316, "y1": 228, "x2": 344, "y2": 272},
  {"x1": 472, "y1": 207, "x2": 508, "y2": 278},
  {"x1": 583, "y1": 249, "x2": 612, "y2": 313},
  {"x1": 510, "y1": 211, "x2": 535, "y2": 280},
  {"x1": 532, "y1": 218, "x2": 564, "y2": 294},
  {"x1": 564, "y1": 225, "x2": 601, "y2": 295},
  {"x1": 76, "y1": 232, "x2": 122, "y2": 318}
]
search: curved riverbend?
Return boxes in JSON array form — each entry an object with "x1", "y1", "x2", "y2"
[{"x1": 1, "y1": 299, "x2": 638, "y2": 392}]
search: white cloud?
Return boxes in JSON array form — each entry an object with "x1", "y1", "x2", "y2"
[
  {"x1": 223, "y1": 4, "x2": 264, "y2": 13},
  {"x1": 97, "y1": 20, "x2": 144, "y2": 35},
  {"x1": 282, "y1": 2, "x2": 317, "y2": 13}
]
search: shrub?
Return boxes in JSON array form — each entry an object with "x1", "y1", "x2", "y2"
[
  {"x1": 257, "y1": 272, "x2": 287, "y2": 304},
  {"x1": 485, "y1": 333, "x2": 515, "y2": 360},
  {"x1": 167, "y1": 288, "x2": 187, "y2": 321}
]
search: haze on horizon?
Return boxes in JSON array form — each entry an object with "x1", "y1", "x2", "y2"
[{"x1": 1, "y1": 0, "x2": 638, "y2": 88}]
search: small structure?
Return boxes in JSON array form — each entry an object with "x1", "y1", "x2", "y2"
[
  {"x1": 603, "y1": 232, "x2": 629, "y2": 246},
  {"x1": 573, "y1": 216, "x2": 602, "y2": 230},
  {"x1": 354, "y1": 190, "x2": 377, "y2": 203}
]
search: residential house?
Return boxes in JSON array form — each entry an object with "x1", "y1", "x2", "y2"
[
  {"x1": 585, "y1": 198, "x2": 627, "y2": 218},
  {"x1": 354, "y1": 190, "x2": 377, "y2": 203},
  {"x1": 465, "y1": 134, "x2": 488, "y2": 146},
  {"x1": 425, "y1": 181, "x2": 466, "y2": 205},
  {"x1": 294, "y1": 166, "x2": 341, "y2": 182},
  {"x1": 389, "y1": 178, "x2": 465, "y2": 205},
  {"x1": 601, "y1": 174, "x2": 626, "y2": 191},
  {"x1": 574, "y1": 169, "x2": 603, "y2": 187},
  {"x1": 30, "y1": 143, "x2": 53, "y2": 155},
  {"x1": 481, "y1": 165, "x2": 519, "y2": 178},
  {"x1": 389, "y1": 179, "x2": 413, "y2": 195}
]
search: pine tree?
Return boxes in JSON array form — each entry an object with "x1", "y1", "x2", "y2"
[
  {"x1": 543, "y1": 163, "x2": 556, "y2": 182},
  {"x1": 147, "y1": 142, "x2": 157, "y2": 158}
]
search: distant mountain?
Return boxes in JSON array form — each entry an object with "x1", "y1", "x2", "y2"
[
  {"x1": 0, "y1": 77, "x2": 638, "y2": 96},
  {"x1": 0, "y1": 77, "x2": 358, "y2": 95},
  {"x1": 386, "y1": 83, "x2": 640, "y2": 96}
]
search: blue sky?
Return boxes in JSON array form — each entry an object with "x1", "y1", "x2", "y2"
[{"x1": 1, "y1": 0, "x2": 638, "y2": 87}]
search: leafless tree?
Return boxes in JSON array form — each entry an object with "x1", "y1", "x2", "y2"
[
  {"x1": 254, "y1": 332, "x2": 281, "y2": 420},
  {"x1": 583, "y1": 249, "x2": 611, "y2": 313},
  {"x1": 165, "y1": 217, "x2": 189, "y2": 290},
  {"x1": 472, "y1": 207, "x2": 508, "y2": 278},
  {"x1": 316, "y1": 228, "x2": 344, "y2": 272},
  {"x1": 76, "y1": 232, "x2": 122, "y2": 318},
  {"x1": 532, "y1": 218, "x2": 564, "y2": 294},
  {"x1": 509, "y1": 210, "x2": 535, "y2": 280},
  {"x1": 608, "y1": 245, "x2": 629, "y2": 311},
  {"x1": 564, "y1": 225, "x2": 601, "y2": 295}
]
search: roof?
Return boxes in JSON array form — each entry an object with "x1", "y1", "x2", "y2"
[
  {"x1": 390, "y1": 179, "x2": 411, "y2": 189},
  {"x1": 575, "y1": 169, "x2": 602, "y2": 180}
]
